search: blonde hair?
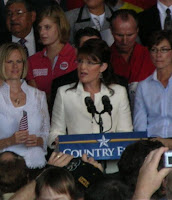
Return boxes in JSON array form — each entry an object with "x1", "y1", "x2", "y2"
[
  {"x1": 0, "y1": 42, "x2": 28, "y2": 80},
  {"x1": 37, "y1": 5, "x2": 70, "y2": 44}
]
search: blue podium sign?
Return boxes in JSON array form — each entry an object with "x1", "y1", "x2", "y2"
[{"x1": 59, "y1": 132, "x2": 147, "y2": 160}]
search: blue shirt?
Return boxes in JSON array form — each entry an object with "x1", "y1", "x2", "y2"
[{"x1": 134, "y1": 70, "x2": 172, "y2": 138}]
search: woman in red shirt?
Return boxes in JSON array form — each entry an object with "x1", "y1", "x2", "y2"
[{"x1": 27, "y1": 5, "x2": 77, "y2": 100}]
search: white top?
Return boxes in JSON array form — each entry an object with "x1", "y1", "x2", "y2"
[
  {"x1": 90, "y1": 12, "x2": 105, "y2": 30},
  {"x1": 0, "y1": 81, "x2": 50, "y2": 168},
  {"x1": 12, "y1": 28, "x2": 36, "y2": 57},
  {"x1": 49, "y1": 82, "x2": 133, "y2": 148},
  {"x1": 157, "y1": 0, "x2": 172, "y2": 29}
]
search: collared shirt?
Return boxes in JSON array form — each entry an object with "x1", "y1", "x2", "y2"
[
  {"x1": 157, "y1": 0, "x2": 172, "y2": 29},
  {"x1": 134, "y1": 70, "x2": 172, "y2": 138},
  {"x1": 0, "y1": 80, "x2": 50, "y2": 168},
  {"x1": 110, "y1": 42, "x2": 155, "y2": 110},
  {"x1": 49, "y1": 82, "x2": 133, "y2": 148},
  {"x1": 12, "y1": 28, "x2": 36, "y2": 56},
  {"x1": 27, "y1": 43, "x2": 77, "y2": 94}
]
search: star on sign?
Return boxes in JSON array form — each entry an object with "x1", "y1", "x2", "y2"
[{"x1": 97, "y1": 135, "x2": 110, "y2": 148}]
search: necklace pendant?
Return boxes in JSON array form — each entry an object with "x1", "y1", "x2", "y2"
[{"x1": 14, "y1": 98, "x2": 20, "y2": 105}]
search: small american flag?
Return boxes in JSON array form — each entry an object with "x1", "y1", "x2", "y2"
[{"x1": 19, "y1": 111, "x2": 28, "y2": 131}]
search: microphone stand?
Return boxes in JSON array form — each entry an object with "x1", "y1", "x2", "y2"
[{"x1": 98, "y1": 113, "x2": 103, "y2": 133}]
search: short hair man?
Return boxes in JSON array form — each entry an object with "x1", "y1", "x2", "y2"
[
  {"x1": 1, "y1": 0, "x2": 43, "y2": 56},
  {"x1": 110, "y1": 9, "x2": 155, "y2": 109},
  {"x1": 0, "y1": 151, "x2": 28, "y2": 199},
  {"x1": 139, "y1": 0, "x2": 172, "y2": 46}
]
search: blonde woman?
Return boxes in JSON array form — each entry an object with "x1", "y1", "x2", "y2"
[{"x1": 0, "y1": 42, "x2": 50, "y2": 168}]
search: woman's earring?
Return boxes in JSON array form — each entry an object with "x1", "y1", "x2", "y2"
[{"x1": 99, "y1": 72, "x2": 103, "y2": 79}]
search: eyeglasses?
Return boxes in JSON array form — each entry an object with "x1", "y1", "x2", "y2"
[
  {"x1": 75, "y1": 59, "x2": 102, "y2": 66},
  {"x1": 6, "y1": 10, "x2": 29, "y2": 18},
  {"x1": 150, "y1": 48, "x2": 172, "y2": 54}
]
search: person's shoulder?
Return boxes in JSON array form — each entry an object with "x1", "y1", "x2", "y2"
[
  {"x1": 58, "y1": 83, "x2": 76, "y2": 93},
  {"x1": 134, "y1": 43, "x2": 150, "y2": 54},
  {"x1": 137, "y1": 74, "x2": 153, "y2": 88},
  {"x1": 27, "y1": 84, "x2": 46, "y2": 96},
  {"x1": 138, "y1": 4, "x2": 157, "y2": 17},
  {"x1": 110, "y1": 83, "x2": 126, "y2": 93},
  {"x1": 65, "y1": 7, "x2": 81, "y2": 17},
  {"x1": 61, "y1": 43, "x2": 76, "y2": 56},
  {"x1": 28, "y1": 50, "x2": 43, "y2": 61}
]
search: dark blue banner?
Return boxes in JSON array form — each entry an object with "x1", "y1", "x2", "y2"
[{"x1": 59, "y1": 132, "x2": 147, "y2": 160}]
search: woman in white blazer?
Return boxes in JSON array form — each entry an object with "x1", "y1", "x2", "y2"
[{"x1": 49, "y1": 39, "x2": 133, "y2": 148}]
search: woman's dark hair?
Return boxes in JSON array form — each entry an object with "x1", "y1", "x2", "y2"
[
  {"x1": 69, "y1": 39, "x2": 117, "y2": 95},
  {"x1": 35, "y1": 167, "x2": 76, "y2": 200},
  {"x1": 147, "y1": 30, "x2": 172, "y2": 50},
  {"x1": 74, "y1": 27, "x2": 101, "y2": 48}
]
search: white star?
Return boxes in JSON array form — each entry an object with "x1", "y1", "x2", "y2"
[{"x1": 97, "y1": 135, "x2": 110, "y2": 148}]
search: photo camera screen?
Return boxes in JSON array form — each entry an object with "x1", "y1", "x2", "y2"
[{"x1": 164, "y1": 151, "x2": 172, "y2": 168}]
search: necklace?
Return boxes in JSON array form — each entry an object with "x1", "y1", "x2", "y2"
[{"x1": 14, "y1": 98, "x2": 20, "y2": 105}]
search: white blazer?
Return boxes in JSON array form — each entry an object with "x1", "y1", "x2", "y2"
[{"x1": 49, "y1": 82, "x2": 133, "y2": 148}]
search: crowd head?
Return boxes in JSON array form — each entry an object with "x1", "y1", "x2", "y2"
[
  {"x1": 77, "y1": 38, "x2": 116, "y2": 89},
  {"x1": 110, "y1": 9, "x2": 138, "y2": 53},
  {"x1": 0, "y1": 151, "x2": 28, "y2": 193},
  {"x1": 35, "y1": 167, "x2": 76, "y2": 200},
  {"x1": 5, "y1": 0, "x2": 36, "y2": 38},
  {"x1": 0, "y1": 42, "x2": 28, "y2": 81},
  {"x1": 37, "y1": 5, "x2": 70, "y2": 45}
]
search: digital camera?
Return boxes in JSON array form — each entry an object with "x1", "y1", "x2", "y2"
[{"x1": 164, "y1": 151, "x2": 172, "y2": 168}]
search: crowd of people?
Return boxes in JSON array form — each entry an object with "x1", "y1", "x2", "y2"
[{"x1": 0, "y1": 0, "x2": 172, "y2": 199}]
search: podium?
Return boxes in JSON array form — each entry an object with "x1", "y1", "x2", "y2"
[{"x1": 59, "y1": 132, "x2": 147, "y2": 160}]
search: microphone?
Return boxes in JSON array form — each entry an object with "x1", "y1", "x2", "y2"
[
  {"x1": 102, "y1": 95, "x2": 113, "y2": 116},
  {"x1": 85, "y1": 97, "x2": 97, "y2": 117}
]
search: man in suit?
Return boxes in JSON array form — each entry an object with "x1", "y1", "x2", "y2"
[
  {"x1": 138, "y1": 0, "x2": 172, "y2": 46},
  {"x1": 65, "y1": 0, "x2": 114, "y2": 45},
  {"x1": 0, "y1": 0, "x2": 43, "y2": 56}
]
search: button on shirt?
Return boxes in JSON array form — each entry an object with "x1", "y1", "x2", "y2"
[{"x1": 134, "y1": 70, "x2": 172, "y2": 138}]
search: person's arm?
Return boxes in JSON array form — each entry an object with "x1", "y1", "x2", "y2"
[
  {"x1": 26, "y1": 57, "x2": 37, "y2": 89},
  {"x1": 133, "y1": 83, "x2": 148, "y2": 131},
  {"x1": 48, "y1": 87, "x2": 66, "y2": 149},
  {"x1": 0, "y1": 130, "x2": 29, "y2": 149},
  {"x1": 132, "y1": 147, "x2": 171, "y2": 200},
  {"x1": 116, "y1": 86, "x2": 133, "y2": 132}
]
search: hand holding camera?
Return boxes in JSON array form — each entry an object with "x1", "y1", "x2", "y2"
[{"x1": 133, "y1": 147, "x2": 172, "y2": 200}]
